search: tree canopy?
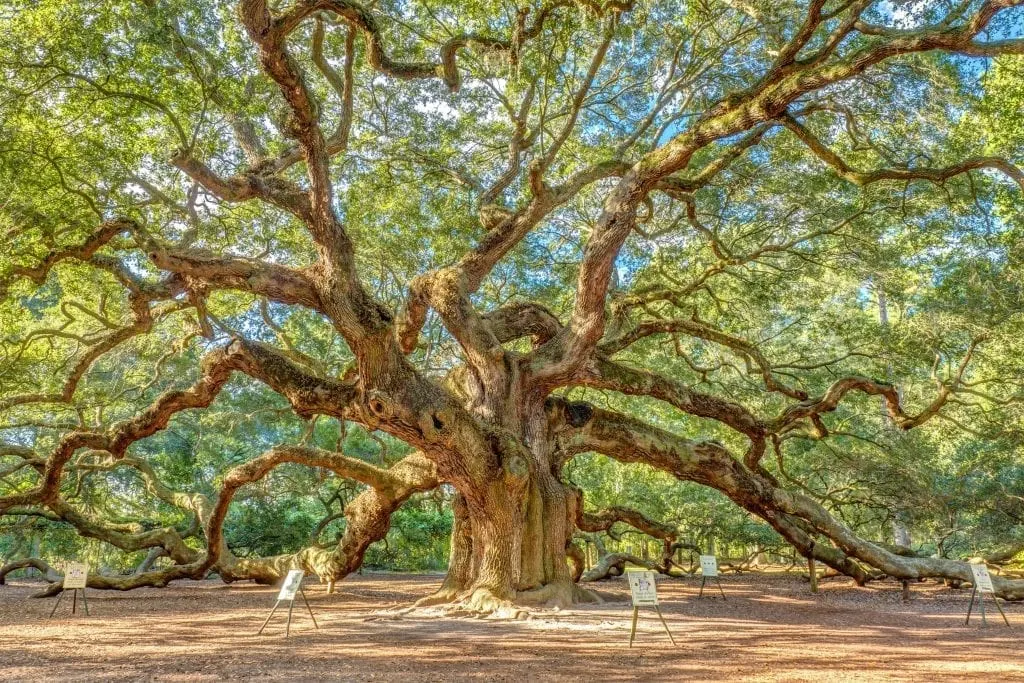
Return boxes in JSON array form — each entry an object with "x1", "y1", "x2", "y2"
[{"x1": 1, "y1": 0, "x2": 1023, "y2": 609}]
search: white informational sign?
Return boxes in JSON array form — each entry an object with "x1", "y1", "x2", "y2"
[
  {"x1": 970, "y1": 564, "x2": 994, "y2": 593},
  {"x1": 700, "y1": 555, "x2": 719, "y2": 577},
  {"x1": 627, "y1": 570, "x2": 659, "y2": 606},
  {"x1": 277, "y1": 570, "x2": 305, "y2": 601},
  {"x1": 62, "y1": 562, "x2": 89, "y2": 589}
]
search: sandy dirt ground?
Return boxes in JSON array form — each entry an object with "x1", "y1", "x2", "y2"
[{"x1": 1, "y1": 572, "x2": 1021, "y2": 681}]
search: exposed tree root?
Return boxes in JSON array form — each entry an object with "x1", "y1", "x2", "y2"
[
  {"x1": 399, "y1": 580, "x2": 601, "y2": 620},
  {"x1": 411, "y1": 586, "x2": 464, "y2": 608},
  {"x1": 458, "y1": 587, "x2": 527, "y2": 618},
  {"x1": 392, "y1": 587, "x2": 529, "y2": 620},
  {"x1": 516, "y1": 580, "x2": 602, "y2": 608}
]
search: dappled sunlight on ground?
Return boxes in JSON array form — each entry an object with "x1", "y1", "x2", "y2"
[{"x1": 1, "y1": 573, "x2": 1021, "y2": 681}]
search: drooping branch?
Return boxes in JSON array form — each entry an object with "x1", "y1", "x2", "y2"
[
  {"x1": 48, "y1": 497, "x2": 201, "y2": 566},
  {"x1": 600, "y1": 315, "x2": 808, "y2": 399},
  {"x1": 780, "y1": 112, "x2": 1024, "y2": 190},
  {"x1": 0, "y1": 459, "x2": 207, "y2": 594},
  {"x1": 204, "y1": 447, "x2": 438, "y2": 581},
  {"x1": 1, "y1": 219, "x2": 134, "y2": 297},
  {"x1": 0, "y1": 340, "x2": 255, "y2": 511},
  {"x1": 581, "y1": 552, "x2": 661, "y2": 581},
  {"x1": 557, "y1": 404, "x2": 1024, "y2": 598},
  {"x1": 578, "y1": 505, "x2": 677, "y2": 544},
  {"x1": 773, "y1": 336, "x2": 984, "y2": 433},
  {"x1": 272, "y1": 0, "x2": 599, "y2": 92},
  {"x1": 0, "y1": 558, "x2": 61, "y2": 585},
  {"x1": 576, "y1": 503, "x2": 688, "y2": 578}
]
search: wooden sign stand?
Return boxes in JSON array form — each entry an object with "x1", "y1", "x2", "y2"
[
  {"x1": 698, "y1": 555, "x2": 726, "y2": 599},
  {"x1": 629, "y1": 604, "x2": 676, "y2": 648},
  {"x1": 626, "y1": 570, "x2": 676, "y2": 648},
  {"x1": 258, "y1": 570, "x2": 319, "y2": 637},
  {"x1": 49, "y1": 562, "x2": 90, "y2": 618},
  {"x1": 964, "y1": 564, "x2": 1010, "y2": 628},
  {"x1": 48, "y1": 587, "x2": 89, "y2": 617}
]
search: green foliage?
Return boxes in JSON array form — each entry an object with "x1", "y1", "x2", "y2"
[
  {"x1": 2, "y1": 1, "x2": 1023, "y2": 577},
  {"x1": 364, "y1": 500, "x2": 453, "y2": 571}
]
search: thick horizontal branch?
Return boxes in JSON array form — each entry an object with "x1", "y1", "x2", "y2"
[
  {"x1": 580, "y1": 359, "x2": 765, "y2": 438},
  {"x1": 169, "y1": 152, "x2": 314, "y2": 218},
  {"x1": 228, "y1": 338, "x2": 358, "y2": 419},
  {"x1": 145, "y1": 242, "x2": 323, "y2": 311},
  {"x1": 578, "y1": 505, "x2": 677, "y2": 543},
  {"x1": 220, "y1": 444, "x2": 413, "y2": 493},
  {"x1": 483, "y1": 302, "x2": 563, "y2": 346}
]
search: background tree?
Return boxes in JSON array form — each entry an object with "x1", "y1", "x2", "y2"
[{"x1": 1, "y1": 0, "x2": 1023, "y2": 612}]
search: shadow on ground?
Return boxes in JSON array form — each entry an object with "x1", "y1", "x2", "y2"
[{"x1": 1, "y1": 573, "x2": 1020, "y2": 681}]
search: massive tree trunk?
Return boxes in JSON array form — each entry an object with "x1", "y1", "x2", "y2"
[
  {"x1": 429, "y1": 476, "x2": 596, "y2": 610},
  {"x1": 416, "y1": 394, "x2": 595, "y2": 611}
]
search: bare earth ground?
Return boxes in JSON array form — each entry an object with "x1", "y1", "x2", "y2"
[{"x1": 1, "y1": 572, "x2": 1021, "y2": 681}]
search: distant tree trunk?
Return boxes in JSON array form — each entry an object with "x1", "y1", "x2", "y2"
[
  {"x1": 135, "y1": 548, "x2": 165, "y2": 575},
  {"x1": 877, "y1": 280, "x2": 912, "y2": 550}
]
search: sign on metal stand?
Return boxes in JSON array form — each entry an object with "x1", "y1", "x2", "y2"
[
  {"x1": 49, "y1": 562, "x2": 90, "y2": 618},
  {"x1": 965, "y1": 563, "x2": 1010, "y2": 627},
  {"x1": 258, "y1": 570, "x2": 320, "y2": 637},
  {"x1": 698, "y1": 555, "x2": 726, "y2": 599},
  {"x1": 626, "y1": 570, "x2": 675, "y2": 647}
]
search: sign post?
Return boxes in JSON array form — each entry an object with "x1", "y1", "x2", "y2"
[
  {"x1": 626, "y1": 570, "x2": 675, "y2": 647},
  {"x1": 257, "y1": 569, "x2": 319, "y2": 637},
  {"x1": 49, "y1": 562, "x2": 90, "y2": 618},
  {"x1": 965, "y1": 564, "x2": 1010, "y2": 627},
  {"x1": 698, "y1": 555, "x2": 726, "y2": 599}
]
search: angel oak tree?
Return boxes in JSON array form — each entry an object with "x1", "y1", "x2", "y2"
[{"x1": 2, "y1": 0, "x2": 1024, "y2": 612}]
